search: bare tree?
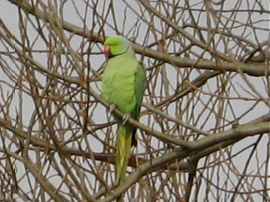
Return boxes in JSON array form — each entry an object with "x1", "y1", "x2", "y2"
[{"x1": 0, "y1": 0, "x2": 269, "y2": 201}]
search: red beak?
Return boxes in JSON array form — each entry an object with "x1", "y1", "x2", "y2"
[{"x1": 104, "y1": 46, "x2": 111, "y2": 58}]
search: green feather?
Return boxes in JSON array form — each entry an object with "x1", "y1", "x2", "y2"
[
  {"x1": 116, "y1": 124, "x2": 132, "y2": 185},
  {"x1": 101, "y1": 36, "x2": 146, "y2": 194}
]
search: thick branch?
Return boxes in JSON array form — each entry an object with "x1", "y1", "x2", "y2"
[{"x1": 98, "y1": 121, "x2": 270, "y2": 201}]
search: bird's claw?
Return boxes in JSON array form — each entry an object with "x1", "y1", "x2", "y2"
[
  {"x1": 109, "y1": 104, "x2": 116, "y2": 113},
  {"x1": 122, "y1": 114, "x2": 130, "y2": 124}
]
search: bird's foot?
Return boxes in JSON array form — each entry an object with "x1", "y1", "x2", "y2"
[
  {"x1": 122, "y1": 114, "x2": 130, "y2": 124},
  {"x1": 109, "y1": 104, "x2": 116, "y2": 113}
]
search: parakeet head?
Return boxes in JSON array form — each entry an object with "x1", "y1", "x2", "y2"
[{"x1": 104, "y1": 36, "x2": 129, "y2": 58}]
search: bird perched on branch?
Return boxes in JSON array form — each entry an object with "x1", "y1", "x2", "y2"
[{"x1": 101, "y1": 35, "x2": 146, "y2": 196}]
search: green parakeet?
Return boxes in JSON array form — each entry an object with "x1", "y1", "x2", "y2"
[{"x1": 102, "y1": 36, "x2": 146, "y2": 187}]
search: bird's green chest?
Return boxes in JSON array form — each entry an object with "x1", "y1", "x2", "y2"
[{"x1": 102, "y1": 58, "x2": 138, "y2": 113}]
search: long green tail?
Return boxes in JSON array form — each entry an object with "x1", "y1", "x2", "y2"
[{"x1": 116, "y1": 124, "x2": 132, "y2": 187}]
